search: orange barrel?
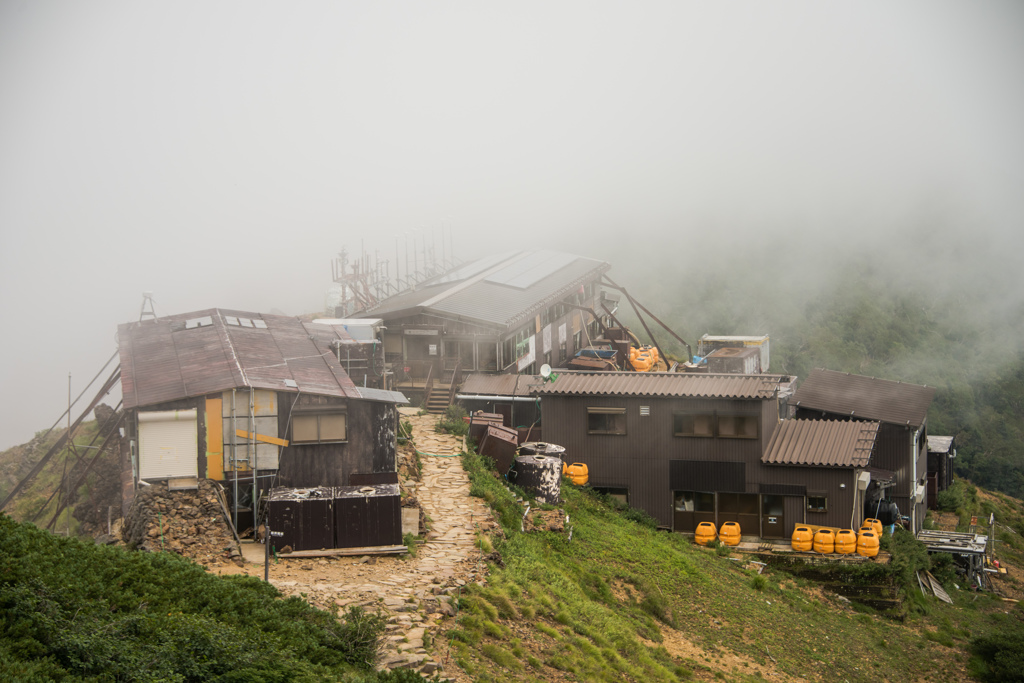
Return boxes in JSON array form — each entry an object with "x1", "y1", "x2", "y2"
[
  {"x1": 834, "y1": 529, "x2": 857, "y2": 554},
  {"x1": 813, "y1": 529, "x2": 835, "y2": 554},
  {"x1": 564, "y1": 463, "x2": 589, "y2": 486},
  {"x1": 857, "y1": 530, "x2": 880, "y2": 558},
  {"x1": 695, "y1": 522, "x2": 717, "y2": 546},
  {"x1": 791, "y1": 525, "x2": 814, "y2": 552},
  {"x1": 719, "y1": 521, "x2": 742, "y2": 546},
  {"x1": 863, "y1": 518, "x2": 883, "y2": 537}
]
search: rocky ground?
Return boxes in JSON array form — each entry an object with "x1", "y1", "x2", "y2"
[
  {"x1": 215, "y1": 408, "x2": 499, "y2": 681},
  {"x1": 121, "y1": 478, "x2": 244, "y2": 566}
]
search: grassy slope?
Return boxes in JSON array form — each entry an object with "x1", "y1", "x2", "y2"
[
  {"x1": 0, "y1": 419, "x2": 107, "y2": 534},
  {"x1": 445, "y1": 451, "x2": 1024, "y2": 683}
]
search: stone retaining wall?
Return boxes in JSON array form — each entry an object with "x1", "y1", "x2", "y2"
[{"x1": 121, "y1": 479, "x2": 243, "y2": 566}]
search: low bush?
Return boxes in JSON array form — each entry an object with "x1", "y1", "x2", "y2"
[
  {"x1": 969, "y1": 627, "x2": 1024, "y2": 682},
  {"x1": 0, "y1": 513, "x2": 406, "y2": 681},
  {"x1": 435, "y1": 404, "x2": 469, "y2": 436}
]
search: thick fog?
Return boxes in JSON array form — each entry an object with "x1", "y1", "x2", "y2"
[{"x1": 1, "y1": 2, "x2": 1022, "y2": 449}]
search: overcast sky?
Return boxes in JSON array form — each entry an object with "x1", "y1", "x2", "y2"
[{"x1": 1, "y1": 1, "x2": 1022, "y2": 449}]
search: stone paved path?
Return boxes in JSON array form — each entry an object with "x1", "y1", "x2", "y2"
[{"x1": 231, "y1": 407, "x2": 496, "y2": 680}]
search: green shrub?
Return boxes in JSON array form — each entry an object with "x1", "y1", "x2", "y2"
[
  {"x1": 622, "y1": 506, "x2": 659, "y2": 529},
  {"x1": 970, "y1": 628, "x2": 1024, "y2": 682},
  {"x1": 435, "y1": 404, "x2": 469, "y2": 436},
  {"x1": 0, "y1": 514, "x2": 397, "y2": 681},
  {"x1": 887, "y1": 527, "x2": 930, "y2": 590}
]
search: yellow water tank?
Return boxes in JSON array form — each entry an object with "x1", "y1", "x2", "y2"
[
  {"x1": 695, "y1": 521, "x2": 717, "y2": 546},
  {"x1": 632, "y1": 355, "x2": 652, "y2": 372},
  {"x1": 834, "y1": 529, "x2": 857, "y2": 554},
  {"x1": 719, "y1": 521, "x2": 742, "y2": 546},
  {"x1": 863, "y1": 518, "x2": 883, "y2": 537},
  {"x1": 564, "y1": 462, "x2": 589, "y2": 486},
  {"x1": 857, "y1": 530, "x2": 880, "y2": 558},
  {"x1": 813, "y1": 529, "x2": 835, "y2": 554},
  {"x1": 791, "y1": 525, "x2": 814, "y2": 552}
]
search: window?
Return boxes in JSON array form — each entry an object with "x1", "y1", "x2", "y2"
[
  {"x1": 718, "y1": 415, "x2": 759, "y2": 439},
  {"x1": 807, "y1": 494, "x2": 828, "y2": 513},
  {"x1": 674, "y1": 491, "x2": 715, "y2": 512},
  {"x1": 674, "y1": 413, "x2": 714, "y2": 437},
  {"x1": 587, "y1": 407, "x2": 626, "y2": 435},
  {"x1": 292, "y1": 413, "x2": 347, "y2": 444}
]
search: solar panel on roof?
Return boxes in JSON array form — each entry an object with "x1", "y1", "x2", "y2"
[
  {"x1": 253, "y1": 319, "x2": 268, "y2": 329},
  {"x1": 433, "y1": 252, "x2": 509, "y2": 285},
  {"x1": 185, "y1": 315, "x2": 213, "y2": 329},
  {"x1": 225, "y1": 316, "x2": 239, "y2": 326},
  {"x1": 486, "y1": 251, "x2": 578, "y2": 289}
]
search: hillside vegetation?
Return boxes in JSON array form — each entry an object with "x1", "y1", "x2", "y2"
[{"x1": 0, "y1": 513, "x2": 425, "y2": 682}]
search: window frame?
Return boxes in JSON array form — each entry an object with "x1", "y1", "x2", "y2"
[
  {"x1": 673, "y1": 490, "x2": 715, "y2": 513},
  {"x1": 806, "y1": 493, "x2": 828, "y2": 513},
  {"x1": 587, "y1": 406, "x2": 627, "y2": 435},
  {"x1": 717, "y1": 414, "x2": 759, "y2": 439},
  {"x1": 673, "y1": 412, "x2": 715, "y2": 438},
  {"x1": 291, "y1": 412, "x2": 348, "y2": 445}
]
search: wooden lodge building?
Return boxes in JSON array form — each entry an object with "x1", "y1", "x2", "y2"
[
  {"x1": 354, "y1": 250, "x2": 613, "y2": 411},
  {"x1": 532, "y1": 369, "x2": 938, "y2": 538},
  {"x1": 117, "y1": 308, "x2": 408, "y2": 532}
]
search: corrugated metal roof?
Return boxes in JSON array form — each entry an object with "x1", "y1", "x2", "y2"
[
  {"x1": 792, "y1": 369, "x2": 936, "y2": 428},
  {"x1": 927, "y1": 435, "x2": 954, "y2": 454},
  {"x1": 118, "y1": 309, "x2": 364, "y2": 409},
  {"x1": 460, "y1": 373, "x2": 545, "y2": 397},
  {"x1": 359, "y1": 250, "x2": 610, "y2": 330},
  {"x1": 355, "y1": 387, "x2": 410, "y2": 404},
  {"x1": 534, "y1": 371, "x2": 786, "y2": 399},
  {"x1": 762, "y1": 419, "x2": 880, "y2": 467}
]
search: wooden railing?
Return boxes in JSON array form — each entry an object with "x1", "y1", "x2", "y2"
[
  {"x1": 423, "y1": 362, "x2": 435, "y2": 407},
  {"x1": 447, "y1": 359, "x2": 462, "y2": 406}
]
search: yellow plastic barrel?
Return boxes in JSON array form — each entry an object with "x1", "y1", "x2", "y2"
[
  {"x1": 857, "y1": 530, "x2": 880, "y2": 558},
  {"x1": 632, "y1": 356, "x2": 651, "y2": 372},
  {"x1": 719, "y1": 521, "x2": 742, "y2": 546},
  {"x1": 834, "y1": 529, "x2": 857, "y2": 554},
  {"x1": 813, "y1": 529, "x2": 835, "y2": 554},
  {"x1": 863, "y1": 518, "x2": 883, "y2": 537},
  {"x1": 695, "y1": 521, "x2": 717, "y2": 546},
  {"x1": 564, "y1": 463, "x2": 589, "y2": 486},
  {"x1": 791, "y1": 525, "x2": 814, "y2": 552}
]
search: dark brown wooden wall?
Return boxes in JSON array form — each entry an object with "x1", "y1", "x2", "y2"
[
  {"x1": 541, "y1": 395, "x2": 778, "y2": 528},
  {"x1": 543, "y1": 395, "x2": 877, "y2": 534},
  {"x1": 275, "y1": 396, "x2": 397, "y2": 488}
]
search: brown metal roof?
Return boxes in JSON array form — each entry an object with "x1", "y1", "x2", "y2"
[
  {"x1": 762, "y1": 419, "x2": 880, "y2": 467},
  {"x1": 792, "y1": 369, "x2": 936, "y2": 428},
  {"x1": 534, "y1": 371, "x2": 786, "y2": 399},
  {"x1": 460, "y1": 373, "x2": 544, "y2": 397},
  {"x1": 118, "y1": 309, "x2": 361, "y2": 409}
]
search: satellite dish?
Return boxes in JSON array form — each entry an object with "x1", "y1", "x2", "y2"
[{"x1": 540, "y1": 364, "x2": 552, "y2": 379}]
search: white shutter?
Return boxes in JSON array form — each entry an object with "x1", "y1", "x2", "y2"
[{"x1": 138, "y1": 409, "x2": 198, "y2": 479}]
